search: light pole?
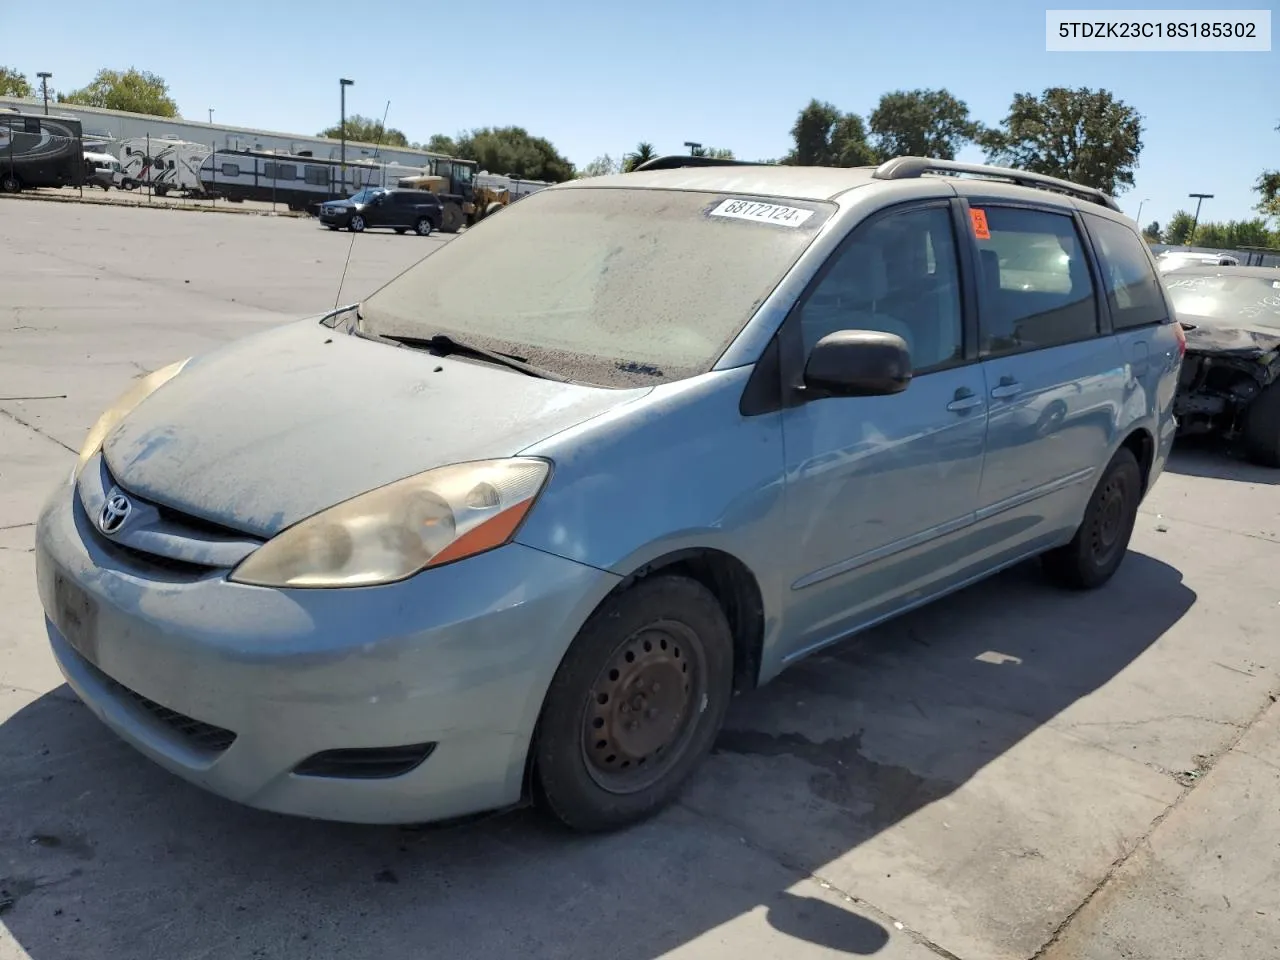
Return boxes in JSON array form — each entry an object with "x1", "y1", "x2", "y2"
[
  {"x1": 1188, "y1": 193, "x2": 1213, "y2": 245},
  {"x1": 36, "y1": 72, "x2": 52, "y2": 115},
  {"x1": 339, "y1": 78, "x2": 354, "y2": 194},
  {"x1": 683, "y1": 140, "x2": 702, "y2": 156},
  {"x1": 1135, "y1": 197, "x2": 1150, "y2": 224},
  {"x1": 208, "y1": 108, "x2": 214, "y2": 125}
]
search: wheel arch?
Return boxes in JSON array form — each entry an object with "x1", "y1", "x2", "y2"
[{"x1": 1118, "y1": 425, "x2": 1156, "y2": 495}]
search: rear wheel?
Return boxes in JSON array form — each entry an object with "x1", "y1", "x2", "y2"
[
  {"x1": 1241, "y1": 382, "x2": 1280, "y2": 467},
  {"x1": 1, "y1": 173, "x2": 21, "y2": 193},
  {"x1": 533, "y1": 574, "x2": 733, "y2": 833},
  {"x1": 414, "y1": 216, "x2": 433, "y2": 237},
  {"x1": 1041, "y1": 446, "x2": 1141, "y2": 590}
]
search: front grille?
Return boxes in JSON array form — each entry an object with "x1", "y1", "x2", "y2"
[
  {"x1": 293, "y1": 744, "x2": 436, "y2": 780},
  {"x1": 98, "y1": 670, "x2": 237, "y2": 754}
]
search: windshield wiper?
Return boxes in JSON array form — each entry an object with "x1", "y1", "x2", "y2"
[{"x1": 377, "y1": 332, "x2": 568, "y2": 382}]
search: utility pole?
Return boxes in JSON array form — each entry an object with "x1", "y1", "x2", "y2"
[
  {"x1": 1189, "y1": 193, "x2": 1213, "y2": 244},
  {"x1": 208, "y1": 108, "x2": 214, "y2": 125},
  {"x1": 1136, "y1": 197, "x2": 1150, "y2": 224},
  {"x1": 36, "y1": 72, "x2": 52, "y2": 115},
  {"x1": 339, "y1": 78, "x2": 354, "y2": 195}
]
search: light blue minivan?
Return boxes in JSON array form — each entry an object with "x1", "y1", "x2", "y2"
[{"x1": 35, "y1": 155, "x2": 1184, "y2": 832}]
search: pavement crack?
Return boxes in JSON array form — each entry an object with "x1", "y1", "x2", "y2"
[
  {"x1": 1031, "y1": 695, "x2": 1280, "y2": 958},
  {"x1": 1137, "y1": 510, "x2": 1280, "y2": 545},
  {"x1": 0, "y1": 406, "x2": 76, "y2": 454},
  {"x1": 1062, "y1": 715, "x2": 1245, "y2": 733},
  {"x1": 0, "y1": 522, "x2": 35, "y2": 531}
]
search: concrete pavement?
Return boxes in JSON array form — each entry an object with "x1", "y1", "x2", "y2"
[{"x1": 2, "y1": 200, "x2": 1278, "y2": 960}]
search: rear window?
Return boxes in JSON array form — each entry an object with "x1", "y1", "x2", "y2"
[
  {"x1": 1164, "y1": 273, "x2": 1280, "y2": 329},
  {"x1": 359, "y1": 186, "x2": 834, "y2": 386}
]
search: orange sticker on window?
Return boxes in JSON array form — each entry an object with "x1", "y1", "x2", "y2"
[{"x1": 969, "y1": 208, "x2": 991, "y2": 240}]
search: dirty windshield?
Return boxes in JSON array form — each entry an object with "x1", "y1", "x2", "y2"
[
  {"x1": 358, "y1": 186, "x2": 833, "y2": 386},
  {"x1": 1165, "y1": 272, "x2": 1280, "y2": 329}
]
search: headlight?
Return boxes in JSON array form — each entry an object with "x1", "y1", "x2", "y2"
[
  {"x1": 228, "y1": 458, "x2": 551, "y2": 588},
  {"x1": 77, "y1": 358, "x2": 191, "y2": 473}
]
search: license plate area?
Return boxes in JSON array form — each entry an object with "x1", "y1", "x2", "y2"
[{"x1": 53, "y1": 568, "x2": 99, "y2": 662}]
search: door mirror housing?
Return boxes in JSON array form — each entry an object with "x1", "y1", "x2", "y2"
[{"x1": 803, "y1": 330, "x2": 912, "y2": 398}]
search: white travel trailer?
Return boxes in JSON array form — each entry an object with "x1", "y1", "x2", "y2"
[{"x1": 117, "y1": 136, "x2": 212, "y2": 197}]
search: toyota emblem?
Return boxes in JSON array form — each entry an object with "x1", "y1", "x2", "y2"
[{"x1": 98, "y1": 493, "x2": 133, "y2": 536}]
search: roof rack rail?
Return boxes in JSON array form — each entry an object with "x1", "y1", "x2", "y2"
[
  {"x1": 632, "y1": 155, "x2": 763, "y2": 172},
  {"x1": 871, "y1": 156, "x2": 1122, "y2": 212}
]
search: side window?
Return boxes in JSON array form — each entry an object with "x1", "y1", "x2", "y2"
[
  {"x1": 220, "y1": 162, "x2": 240, "y2": 178},
  {"x1": 798, "y1": 205, "x2": 963, "y2": 372},
  {"x1": 974, "y1": 206, "x2": 1100, "y2": 357},
  {"x1": 1085, "y1": 214, "x2": 1169, "y2": 329}
]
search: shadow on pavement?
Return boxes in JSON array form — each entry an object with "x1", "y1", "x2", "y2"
[
  {"x1": 1165, "y1": 439, "x2": 1280, "y2": 485},
  {"x1": 0, "y1": 552, "x2": 1194, "y2": 960}
]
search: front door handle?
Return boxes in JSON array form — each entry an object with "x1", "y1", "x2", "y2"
[
  {"x1": 990, "y1": 381, "x2": 1023, "y2": 400},
  {"x1": 946, "y1": 389, "x2": 983, "y2": 413}
]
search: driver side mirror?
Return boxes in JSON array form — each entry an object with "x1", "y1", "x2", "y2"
[{"x1": 803, "y1": 330, "x2": 911, "y2": 399}]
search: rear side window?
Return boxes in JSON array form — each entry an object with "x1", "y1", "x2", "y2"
[
  {"x1": 973, "y1": 206, "x2": 1100, "y2": 357},
  {"x1": 1084, "y1": 214, "x2": 1169, "y2": 330}
]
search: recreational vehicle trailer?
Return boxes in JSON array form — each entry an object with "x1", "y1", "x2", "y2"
[
  {"x1": 0, "y1": 111, "x2": 84, "y2": 192},
  {"x1": 198, "y1": 149, "x2": 427, "y2": 211},
  {"x1": 118, "y1": 137, "x2": 212, "y2": 196}
]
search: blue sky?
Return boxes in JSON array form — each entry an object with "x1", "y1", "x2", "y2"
[{"x1": 6, "y1": 0, "x2": 1277, "y2": 229}]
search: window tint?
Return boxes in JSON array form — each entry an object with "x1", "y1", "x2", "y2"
[
  {"x1": 276, "y1": 164, "x2": 297, "y2": 181},
  {"x1": 1085, "y1": 214, "x2": 1168, "y2": 329},
  {"x1": 220, "y1": 162, "x2": 240, "y2": 177},
  {"x1": 974, "y1": 206, "x2": 1099, "y2": 356},
  {"x1": 799, "y1": 205, "x2": 963, "y2": 372},
  {"x1": 305, "y1": 166, "x2": 329, "y2": 186}
]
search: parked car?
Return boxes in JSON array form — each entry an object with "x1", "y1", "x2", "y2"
[
  {"x1": 318, "y1": 187, "x2": 442, "y2": 236},
  {"x1": 83, "y1": 152, "x2": 123, "y2": 191},
  {"x1": 34, "y1": 155, "x2": 1183, "y2": 834},
  {"x1": 1157, "y1": 250, "x2": 1240, "y2": 273},
  {"x1": 1163, "y1": 263, "x2": 1280, "y2": 464}
]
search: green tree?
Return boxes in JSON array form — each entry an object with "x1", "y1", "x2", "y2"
[
  {"x1": 59, "y1": 68, "x2": 178, "y2": 117},
  {"x1": 423, "y1": 133, "x2": 459, "y2": 155},
  {"x1": 705, "y1": 147, "x2": 735, "y2": 159},
  {"x1": 1163, "y1": 210, "x2": 1195, "y2": 245},
  {"x1": 319, "y1": 114, "x2": 408, "y2": 147},
  {"x1": 868, "y1": 88, "x2": 979, "y2": 161},
  {"x1": 578, "y1": 154, "x2": 621, "y2": 178},
  {"x1": 1192, "y1": 219, "x2": 1276, "y2": 249},
  {"x1": 0, "y1": 66, "x2": 32, "y2": 98},
  {"x1": 980, "y1": 86, "x2": 1143, "y2": 195},
  {"x1": 783, "y1": 99, "x2": 875, "y2": 167},
  {"x1": 1255, "y1": 121, "x2": 1280, "y2": 224},
  {"x1": 452, "y1": 126, "x2": 575, "y2": 182},
  {"x1": 623, "y1": 141, "x2": 657, "y2": 172},
  {"x1": 1143, "y1": 221, "x2": 1161, "y2": 242}
]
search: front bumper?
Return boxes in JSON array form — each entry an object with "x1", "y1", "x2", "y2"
[{"x1": 34, "y1": 475, "x2": 618, "y2": 824}]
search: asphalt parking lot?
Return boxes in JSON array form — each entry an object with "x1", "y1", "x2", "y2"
[{"x1": 2, "y1": 197, "x2": 1279, "y2": 960}]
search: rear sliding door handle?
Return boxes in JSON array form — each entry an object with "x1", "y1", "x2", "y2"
[{"x1": 990, "y1": 382, "x2": 1023, "y2": 400}]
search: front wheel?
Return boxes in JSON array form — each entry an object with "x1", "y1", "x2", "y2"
[
  {"x1": 440, "y1": 202, "x2": 464, "y2": 233},
  {"x1": 533, "y1": 574, "x2": 734, "y2": 832},
  {"x1": 1041, "y1": 446, "x2": 1141, "y2": 590},
  {"x1": 414, "y1": 216, "x2": 434, "y2": 237},
  {"x1": 348, "y1": 214, "x2": 365, "y2": 232}
]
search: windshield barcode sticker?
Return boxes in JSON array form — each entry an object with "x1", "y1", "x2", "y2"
[{"x1": 709, "y1": 198, "x2": 814, "y2": 227}]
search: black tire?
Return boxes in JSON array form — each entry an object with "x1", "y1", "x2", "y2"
[
  {"x1": 533, "y1": 574, "x2": 734, "y2": 832},
  {"x1": 1042, "y1": 446, "x2": 1142, "y2": 590},
  {"x1": 348, "y1": 214, "x2": 366, "y2": 232},
  {"x1": 1241, "y1": 382, "x2": 1280, "y2": 467},
  {"x1": 1, "y1": 173, "x2": 21, "y2": 193},
  {"x1": 414, "y1": 216, "x2": 433, "y2": 237},
  {"x1": 440, "y1": 202, "x2": 464, "y2": 233}
]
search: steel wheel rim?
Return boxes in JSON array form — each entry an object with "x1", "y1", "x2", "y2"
[
  {"x1": 417, "y1": 219, "x2": 430, "y2": 235},
  {"x1": 579, "y1": 619, "x2": 708, "y2": 794},
  {"x1": 1090, "y1": 474, "x2": 1128, "y2": 561}
]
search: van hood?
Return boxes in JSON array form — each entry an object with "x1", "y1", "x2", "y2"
[{"x1": 102, "y1": 319, "x2": 648, "y2": 538}]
